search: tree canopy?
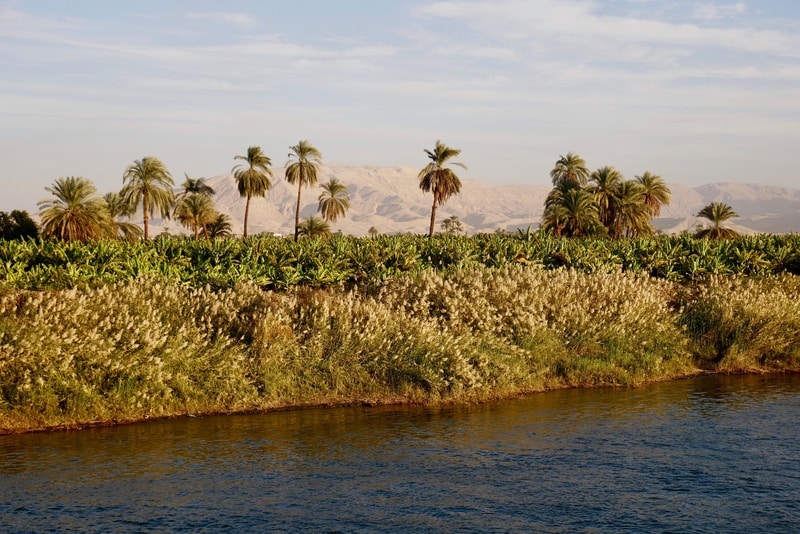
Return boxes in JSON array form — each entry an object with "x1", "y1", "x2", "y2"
[
  {"x1": 286, "y1": 140, "x2": 323, "y2": 241},
  {"x1": 121, "y1": 157, "x2": 175, "y2": 240},
  {"x1": 38, "y1": 176, "x2": 114, "y2": 241},
  {"x1": 419, "y1": 140, "x2": 466, "y2": 237},
  {"x1": 233, "y1": 146, "x2": 272, "y2": 238}
]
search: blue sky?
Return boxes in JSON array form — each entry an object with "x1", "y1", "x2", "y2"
[{"x1": 2, "y1": 0, "x2": 799, "y2": 212}]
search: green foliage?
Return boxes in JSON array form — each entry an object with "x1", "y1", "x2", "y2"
[
  {"x1": 419, "y1": 140, "x2": 466, "y2": 237},
  {"x1": 0, "y1": 211, "x2": 39, "y2": 240},
  {"x1": 297, "y1": 216, "x2": 331, "y2": 239},
  {"x1": 38, "y1": 177, "x2": 115, "y2": 241},
  {"x1": 677, "y1": 275, "x2": 800, "y2": 372},
  {"x1": 696, "y1": 201, "x2": 740, "y2": 239},
  {"x1": 120, "y1": 157, "x2": 175, "y2": 240},
  {"x1": 286, "y1": 140, "x2": 323, "y2": 241},
  {"x1": 0, "y1": 267, "x2": 693, "y2": 432},
  {"x1": 232, "y1": 146, "x2": 273, "y2": 238},
  {"x1": 2, "y1": 256, "x2": 800, "y2": 433},
  {"x1": 1, "y1": 233, "x2": 800, "y2": 292},
  {"x1": 545, "y1": 153, "x2": 668, "y2": 239},
  {"x1": 207, "y1": 213, "x2": 233, "y2": 238},
  {"x1": 318, "y1": 178, "x2": 351, "y2": 224},
  {"x1": 174, "y1": 193, "x2": 217, "y2": 239},
  {"x1": 440, "y1": 215, "x2": 464, "y2": 234}
]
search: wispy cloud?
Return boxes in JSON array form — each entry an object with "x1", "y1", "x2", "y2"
[
  {"x1": 2, "y1": 0, "x2": 800, "y2": 213},
  {"x1": 416, "y1": 0, "x2": 798, "y2": 59},
  {"x1": 186, "y1": 11, "x2": 258, "y2": 30},
  {"x1": 692, "y1": 2, "x2": 746, "y2": 20}
]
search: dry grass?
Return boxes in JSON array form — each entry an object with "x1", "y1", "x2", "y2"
[{"x1": 2, "y1": 266, "x2": 798, "y2": 433}]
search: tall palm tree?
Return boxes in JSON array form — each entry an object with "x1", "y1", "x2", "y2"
[
  {"x1": 297, "y1": 215, "x2": 330, "y2": 239},
  {"x1": 614, "y1": 180, "x2": 652, "y2": 238},
  {"x1": 550, "y1": 152, "x2": 590, "y2": 187},
  {"x1": 120, "y1": 157, "x2": 175, "y2": 240},
  {"x1": 635, "y1": 171, "x2": 671, "y2": 217},
  {"x1": 206, "y1": 213, "x2": 233, "y2": 239},
  {"x1": 589, "y1": 166, "x2": 624, "y2": 231},
  {"x1": 286, "y1": 140, "x2": 323, "y2": 241},
  {"x1": 104, "y1": 191, "x2": 143, "y2": 241},
  {"x1": 541, "y1": 187, "x2": 604, "y2": 238},
  {"x1": 318, "y1": 178, "x2": 351, "y2": 224},
  {"x1": 38, "y1": 176, "x2": 114, "y2": 241},
  {"x1": 419, "y1": 140, "x2": 466, "y2": 237},
  {"x1": 232, "y1": 146, "x2": 272, "y2": 238},
  {"x1": 175, "y1": 193, "x2": 217, "y2": 239},
  {"x1": 696, "y1": 202, "x2": 739, "y2": 239}
]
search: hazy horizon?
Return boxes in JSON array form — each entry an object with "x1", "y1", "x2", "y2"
[{"x1": 2, "y1": 0, "x2": 799, "y2": 213}]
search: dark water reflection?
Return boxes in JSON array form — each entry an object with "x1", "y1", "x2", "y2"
[{"x1": 2, "y1": 374, "x2": 799, "y2": 532}]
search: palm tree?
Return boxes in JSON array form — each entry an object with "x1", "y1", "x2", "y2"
[
  {"x1": 38, "y1": 176, "x2": 114, "y2": 241},
  {"x1": 441, "y1": 215, "x2": 464, "y2": 234},
  {"x1": 589, "y1": 166, "x2": 624, "y2": 231},
  {"x1": 635, "y1": 171, "x2": 671, "y2": 217},
  {"x1": 419, "y1": 140, "x2": 466, "y2": 237},
  {"x1": 550, "y1": 152, "x2": 590, "y2": 187},
  {"x1": 368, "y1": 226, "x2": 379, "y2": 237},
  {"x1": 318, "y1": 178, "x2": 351, "y2": 224},
  {"x1": 614, "y1": 180, "x2": 652, "y2": 238},
  {"x1": 286, "y1": 140, "x2": 323, "y2": 241},
  {"x1": 175, "y1": 193, "x2": 218, "y2": 239},
  {"x1": 104, "y1": 192, "x2": 143, "y2": 240},
  {"x1": 297, "y1": 215, "x2": 330, "y2": 239},
  {"x1": 232, "y1": 146, "x2": 273, "y2": 238},
  {"x1": 120, "y1": 157, "x2": 175, "y2": 240},
  {"x1": 541, "y1": 187, "x2": 605, "y2": 238},
  {"x1": 696, "y1": 202, "x2": 739, "y2": 239},
  {"x1": 176, "y1": 173, "x2": 215, "y2": 201},
  {"x1": 544, "y1": 179, "x2": 579, "y2": 214},
  {"x1": 207, "y1": 213, "x2": 233, "y2": 238}
]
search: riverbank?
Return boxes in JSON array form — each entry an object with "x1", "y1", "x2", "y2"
[{"x1": 2, "y1": 266, "x2": 800, "y2": 435}]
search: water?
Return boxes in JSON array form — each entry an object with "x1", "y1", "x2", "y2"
[{"x1": 2, "y1": 374, "x2": 799, "y2": 532}]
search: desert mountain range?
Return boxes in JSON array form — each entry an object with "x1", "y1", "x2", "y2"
[{"x1": 154, "y1": 164, "x2": 800, "y2": 236}]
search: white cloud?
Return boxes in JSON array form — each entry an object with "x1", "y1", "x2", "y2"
[
  {"x1": 186, "y1": 11, "x2": 258, "y2": 30},
  {"x1": 416, "y1": 0, "x2": 798, "y2": 59},
  {"x1": 2, "y1": 0, "x2": 800, "y2": 212},
  {"x1": 692, "y1": 2, "x2": 746, "y2": 20}
]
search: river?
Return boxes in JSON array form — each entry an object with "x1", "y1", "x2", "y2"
[{"x1": 2, "y1": 374, "x2": 799, "y2": 532}]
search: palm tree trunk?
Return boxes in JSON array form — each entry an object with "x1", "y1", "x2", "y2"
[
  {"x1": 293, "y1": 161, "x2": 308, "y2": 242},
  {"x1": 294, "y1": 184, "x2": 303, "y2": 241},
  {"x1": 243, "y1": 195, "x2": 251, "y2": 238},
  {"x1": 429, "y1": 197, "x2": 437, "y2": 237},
  {"x1": 143, "y1": 191, "x2": 150, "y2": 241}
]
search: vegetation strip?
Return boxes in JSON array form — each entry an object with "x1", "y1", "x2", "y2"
[{"x1": 2, "y1": 247, "x2": 799, "y2": 434}]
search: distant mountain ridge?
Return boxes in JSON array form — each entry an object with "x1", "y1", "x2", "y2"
[{"x1": 154, "y1": 164, "x2": 800, "y2": 236}]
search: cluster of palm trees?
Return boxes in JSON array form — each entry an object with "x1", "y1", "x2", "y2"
[
  {"x1": 541, "y1": 152, "x2": 671, "y2": 238},
  {"x1": 37, "y1": 140, "x2": 355, "y2": 242},
  {"x1": 229, "y1": 140, "x2": 351, "y2": 239},
  {"x1": 37, "y1": 160, "x2": 233, "y2": 242},
  {"x1": 35, "y1": 140, "x2": 740, "y2": 243}
]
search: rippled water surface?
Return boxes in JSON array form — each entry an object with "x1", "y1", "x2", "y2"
[{"x1": 2, "y1": 374, "x2": 799, "y2": 532}]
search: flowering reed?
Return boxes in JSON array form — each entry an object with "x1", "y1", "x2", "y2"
[{"x1": 1, "y1": 264, "x2": 798, "y2": 433}]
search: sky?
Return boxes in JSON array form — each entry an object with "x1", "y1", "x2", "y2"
[{"x1": 2, "y1": 0, "x2": 799, "y2": 212}]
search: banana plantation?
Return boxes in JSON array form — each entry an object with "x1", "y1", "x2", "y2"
[{"x1": 1, "y1": 232, "x2": 799, "y2": 292}]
